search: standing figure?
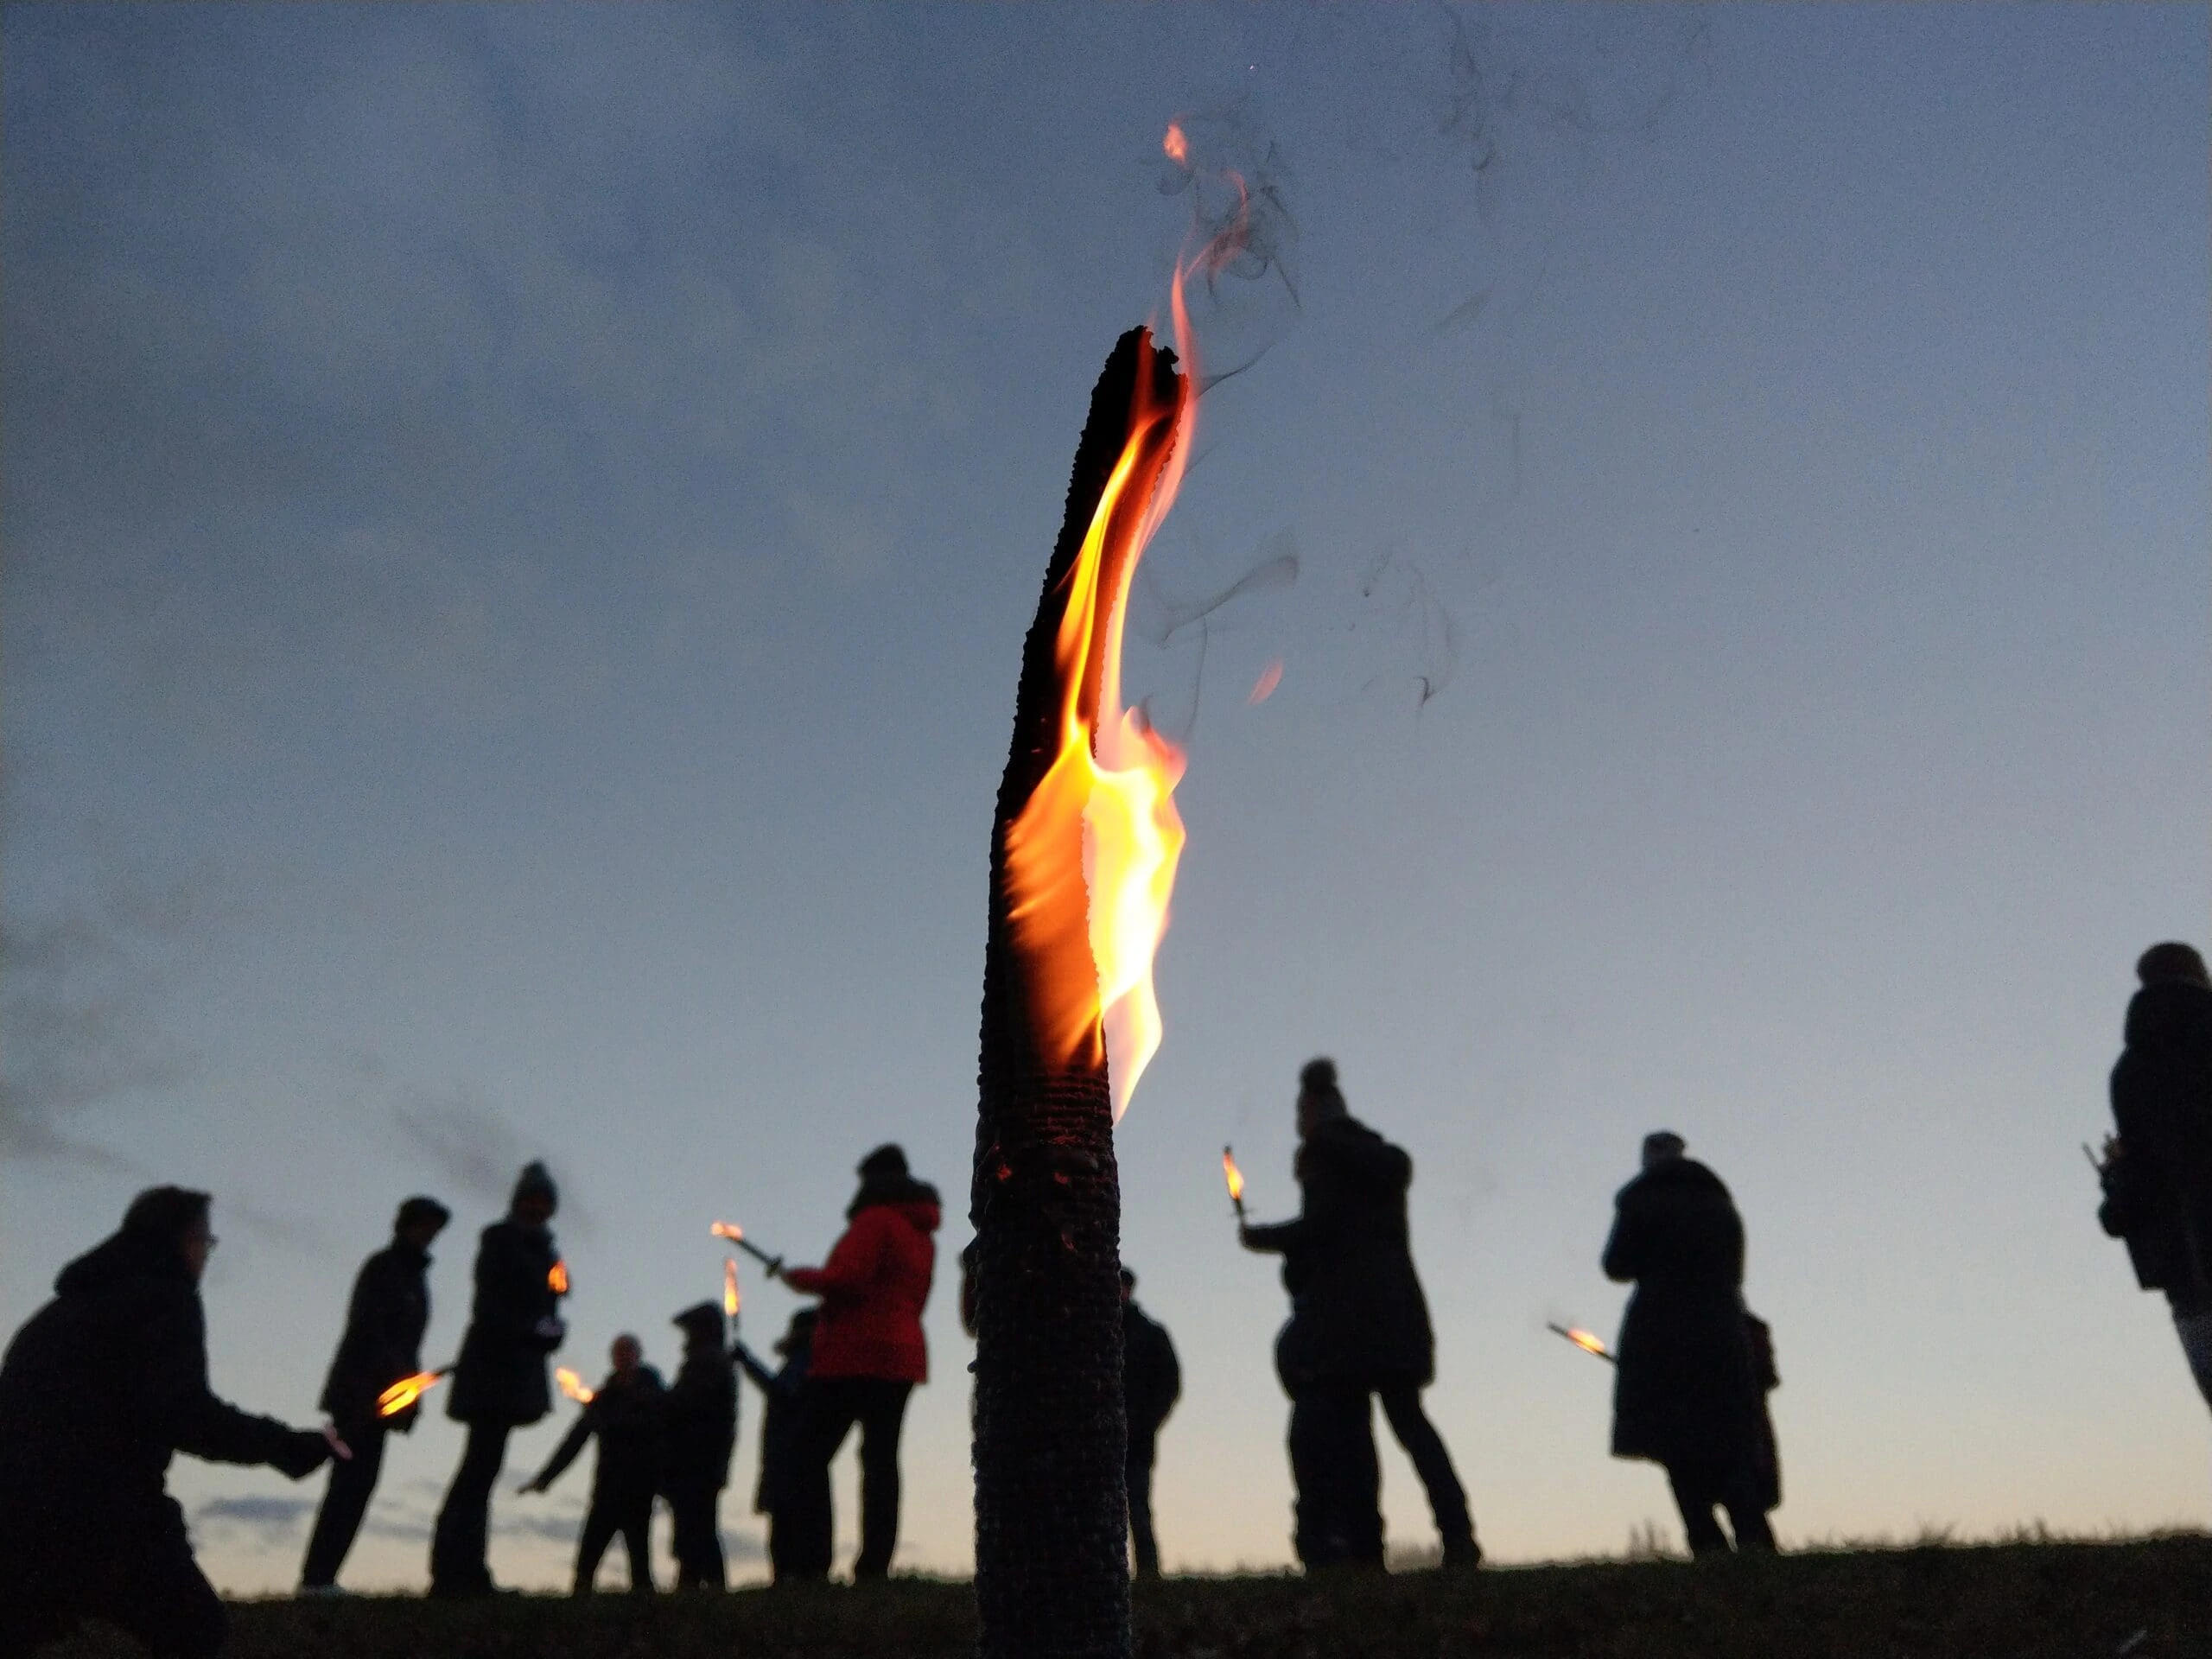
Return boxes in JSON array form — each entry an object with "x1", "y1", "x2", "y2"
[
  {"x1": 662, "y1": 1302, "x2": 738, "y2": 1590},
  {"x1": 2099, "y1": 941, "x2": 2212, "y2": 1408},
  {"x1": 1240, "y1": 1058, "x2": 1478, "y2": 1571},
  {"x1": 734, "y1": 1307, "x2": 816, "y2": 1583},
  {"x1": 1120, "y1": 1267, "x2": 1180, "y2": 1580},
  {"x1": 1603, "y1": 1131, "x2": 1775, "y2": 1556},
  {"x1": 775, "y1": 1143, "x2": 941, "y2": 1581},
  {"x1": 300, "y1": 1195, "x2": 450, "y2": 1593},
  {"x1": 0, "y1": 1188, "x2": 334, "y2": 1659},
  {"x1": 429, "y1": 1161, "x2": 567, "y2": 1597},
  {"x1": 522, "y1": 1334, "x2": 664, "y2": 1595}
]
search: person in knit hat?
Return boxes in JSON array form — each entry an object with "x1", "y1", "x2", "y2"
[{"x1": 429, "y1": 1162, "x2": 568, "y2": 1596}]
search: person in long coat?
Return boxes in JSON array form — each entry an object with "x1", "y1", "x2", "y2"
[
  {"x1": 1120, "y1": 1267, "x2": 1180, "y2": 1580},
  {"x1": 2099, "y1": 942, "x2": 2212, "y2": 1410},
  {"x1": 1603, "y1": 1131, "x2": 1774, "y2": 1555},
  {"x1": 1240, "y1": 1058, "x2": 1478, "y2": 1571},
  {"x1": 299, "y1": 1194, "x2": 449, "y2": 1592},
  {"x1": 0, "y1": 1187, "x2": 334, "y2": 1659},
  {"x1": 522, "y1": 1333, "x2": 664, "y2": 1594},
  {"x1": 429, "y1": 1161, "x2": 567, "y2": 1596},
  {"x1": 773, "y1": 1143, "x2": 940, "y2": 1581},
  {"x1": 661, "y1": 1301, "x2": 739, "y2": 1590}
]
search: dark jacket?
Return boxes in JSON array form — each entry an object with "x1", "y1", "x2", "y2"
[
  {"x1": 447, "y1": 1218, "x2": 563, "y2": 1427},
  {"x1": 2102, "y1": 980, "x2": 2212, "y2": 1314},
  {"x1": 0, "y1": 1229, "x2": 320, "y2": 1548},
  {"x1": 1243, "y1": 1115, "x2": 1435, "y2": 1389},
  {"x1": 1123, "y1": 1300, "x2": 1180, "y2": 1438},
  {"x1": 735, "y1": 1339, "x2": 809, "y2": 1516},
  {"x1": 319, "y1": 1239, "x2": 434, "y2": 1431},
  {"x1": 532, "y1": 1365, "x2": 665, "y2": 1498},
  {"x1": 1603, "y1": 1158, "x2": 1762, "y2": 1471},
  {"x1": 783, "y1": 1179, "x2": 940, "y2": 1382},
  {"x1": 662, "y1": 1338, "x2": 738, "y2": 1496}
]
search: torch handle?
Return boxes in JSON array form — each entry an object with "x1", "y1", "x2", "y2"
[{"x1": 733, "y1": 1235, "x2": 785, "y2": 1274}]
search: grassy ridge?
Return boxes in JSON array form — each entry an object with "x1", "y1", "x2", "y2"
[{"x1": 46, "y1": 1536, "x2": 2212, "y2": 1658}]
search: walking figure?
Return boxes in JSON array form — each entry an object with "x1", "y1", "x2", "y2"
[
  {"x1": 1603, "y1": 1131, "x2": 1777, "y2": 1556},
  {"x1": 429, "y1": 1161, "x2": 568, "y2": 1596},
  {"x1": 2098, "y1": 942, "x2": 2212, "y2": 1409},
  {"x1": 662, "y1": 1302, "x2": 738, "y2": 1590},
  {"x1": 300, "y1": 1195, "x2": 449, "y2": 1593},
  {"x1": 1241, "y1": 1058, "x2": 1479, "y2": 1571},
  {"x1": 521, "y1": 1333, "x2": 664, "y2": 1595},
  {"x1": 1121, "y1": 1267, "x2": 1180, "y2": 1580}
]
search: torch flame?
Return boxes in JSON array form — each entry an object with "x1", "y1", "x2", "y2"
[
  {"x1": 1222, "y1": 1147, "x2": 1244, "y2": 1204},
  {"x1": 555, "y1": 1366, "x2": 594, "y2": 1404},
  {"x1": 723, "y1": 1257, "x2": 741, "y2": 1319},
  {"x1": 709, "y1": 1221, "x2": 743, "y2": 1243},
  {"x1": 1163, "y1": 121, "x2": 1189, "y2": 166},
  {"x1": 376, "y1": 1370, "x2": 442, "y2": 1417},
  {"x1": 1247, "y1": 660, "x2": 1282, "y2": 705},
  {"x1": 1566, "y1": 1327, "x2": 1608, "y2": 1357},
  {"x1": 547, "y1": 1259, "x2": 569, "y2": 1295}
]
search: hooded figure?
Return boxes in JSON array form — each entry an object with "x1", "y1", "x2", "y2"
[
  {"x1": 734, "y1": 1306, "x2": 815, "y2": 1583},
  {"x1": 662, "y1": 1301, "x2": 739, "y2": 1590},
  {"x1": 1603, "y1": 1132, "x2": 1773, "y2": 1556},
  {"x1": 2100, "y1": 942, "x2": 2212, "y2": 1409},
  {"x1": 1241, "y1": 1060, "x2": 1478, "y2": 1571},
  {"x1": 775, "y1": 1143, "x2": 941, "y2": 1580},
  {"x1": 429, "y1": 1162, "x2": 568, "y2": 1597},
  {"x1": 300, "y1": 1195, "x2": 449, "y2": 1592},
  {"x1": 0, "y1": 1188, "x2": 334, "y2": 1659},
  {"x1": 523, "y1": 1334, "x2": 664, "y2": 1595}
]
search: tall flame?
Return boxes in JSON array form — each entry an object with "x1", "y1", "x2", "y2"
[
  {"x1": 547, "y1": 1259, "x2": 569, "y2": 1295},
  {"x1": 723, "y1": 1257, "x2": 741, "y2": 1319},
  {"x1": 1222, "y1": 1147, "x2": 1244, "y2": 1205},
  {"x1": 376, "y1": 1370, "x2": 442, "y2": 1417},
  {"x1": 555, "y1": 1366, "x2": 594, "y2": 1404}
]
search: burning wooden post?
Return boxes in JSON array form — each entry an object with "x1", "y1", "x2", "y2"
[{"x1": 972, "y1": 327, "x2": 1187, "y2": 1659}]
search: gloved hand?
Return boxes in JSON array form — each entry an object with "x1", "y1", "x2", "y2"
[
  {"x1": 270, "y1": 1427, "x2": 334, "y2": 1480},
  {"x1": 533, "y1": 1316, "x2": 566, "y2": 1346}
]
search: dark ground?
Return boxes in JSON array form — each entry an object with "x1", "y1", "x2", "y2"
[{"x1": 39, "y1": 1535, "x2": 2212, "y2": 1659}]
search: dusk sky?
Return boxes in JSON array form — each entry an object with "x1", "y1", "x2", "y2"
[{"x1": 3, "y1": 3, "x2": 2207, "y2": 1594}]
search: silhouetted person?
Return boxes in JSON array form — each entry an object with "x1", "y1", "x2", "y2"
[
  {"x1": 522, "y1": 1333, "x2": 664, "y2": 1594},
  {"x1": 299, "y1": 1194, "x2": 450, "y2": 1593},
  {"x1": 1603, "y1": 1131, "x2": 1775, "y2": 1557},
  {"x1": 1241, "y1": 1058, "x2": 1479, "y2": 1571},
  {"x1": 429, "y1": 1160, "x2": 567, "y2": 1597},
  {"x1": 0, "y1": 1187, "x2": 334, "y2": 1659},
  {"x1": 774, "y1": 1143, "x2": 941, "y2": 1580},
  {"x1": 734, "y1": 1306, "x2": 816, "y2": 1583},
  {"x1": 1121, "y1": 1267, "x2": 1180, "y2": 1580},
  {"x1": 2099, "y1": 942, "x2": 2212, "y2": 1408},
  {"x1": 662, "y1": 1301, "x2": 738, "y2": 1590}
]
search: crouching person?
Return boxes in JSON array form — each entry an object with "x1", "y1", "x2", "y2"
[
  {"x1": 521, "y1": 1334, "x2": 664, "y2": 1595},
  {"x1": 0, "y1": 1187, "x2": 336, "y2": 1659}
]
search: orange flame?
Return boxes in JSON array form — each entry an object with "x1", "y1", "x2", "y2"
[
  {"x1": 1567, "y1": 1328, "x2": 1607, "y2": 1356},
  {"x1": 1163, "y1": 122, "x2": 1189, "y2": 166},
  {"x1": 723, "y1": 1258, "x2": 741, "y2": 1319},
  {"x1": 1247, "y1": 660, "x2": 1282, "y2": 705},
  {"x1": 547, "y1": 1260, "x2": 569, "y2": 1295},
  {"x1": 376, "y1": 1370, "x2": 442, "y2": 1417},
  {"x1": 1222, "y1": 1147, "x2": 1245, "y2": 1205},
  {"x1": 709, "y1": 1221, "x2": 743, "y2": 1243},
  {"x1": 555, "y1": 1366, "x2": 594, "y2": 1404}
]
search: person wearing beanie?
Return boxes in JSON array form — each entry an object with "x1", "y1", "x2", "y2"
[
  {"x1": 2099, "y1": 941, "x2": 2212, "y2": 1414},
  {"x1": 661, "y1": 1301, "x2": 739, "y2": 1590},
  {"x1": 299, "y1": 1195, "x2": 451, "y2": 1592},
  {"x1": 1604, "y1": 1132, "x2": 1775, "y2": 1556},
  {"x1": 0, "y1": 1188, "x2": 336, "y2": 1659},
  {"x1": 1241, "y1": 1059, "x2": 1478, "y2": 1572},
  {"x1": 429, "y1": 1162, "x2": 568, "y2": 1596},
  {"x1": 773, "y1": 1144, "x2": 941, "y2": 1580},
  {"x1": 733, "y1": 1308, "x2": 816, "y2": 1583},
  {"x1": 521, "y1": 1334, "x2": 664, "y2": 1595}
]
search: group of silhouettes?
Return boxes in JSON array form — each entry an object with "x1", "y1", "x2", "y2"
[{"x1": 3, "y1": 938, "x2": 2208, "y2": 1659}]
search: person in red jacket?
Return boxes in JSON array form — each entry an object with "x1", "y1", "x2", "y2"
[{"x1": 772, "y1": 1144, "x2": 939, "y2": 1581}]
